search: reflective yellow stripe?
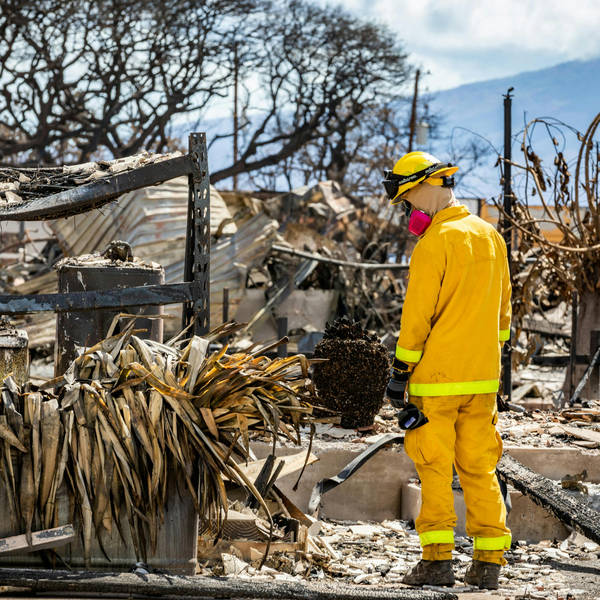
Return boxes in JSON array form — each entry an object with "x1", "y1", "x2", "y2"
[
  {"x1": 499, "y1": 328, "x2": 510, "y2": 342},
  {"x1": 419, "y1": 530, "x2": 455, "y2": 546},
  {"x1": 396, "y1": 346, "x2": 423, "y2": 363},
  {"x1": 473, "y1": 534, "x2": 512, "y2": 551},
  {"x1": 408, "y1": 379, "x2": 499, "y2": 396}
]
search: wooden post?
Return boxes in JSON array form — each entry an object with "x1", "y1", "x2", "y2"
[{"x1": 407, "y1": 69, "x2": 420, "y2": 153}]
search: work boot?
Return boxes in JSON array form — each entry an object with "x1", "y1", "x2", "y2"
[
  {"x1": 464, "y1": 559, "x2": 501, "y2": 589},
  {"x1": 402, "y1": 560, "x2": 455, "y2": 587}
]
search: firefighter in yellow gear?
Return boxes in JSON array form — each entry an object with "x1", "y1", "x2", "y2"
[{"x1": 382, "y1": 152, "x2": 512, "y2": 590}]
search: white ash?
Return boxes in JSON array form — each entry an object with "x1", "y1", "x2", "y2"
[{"x1": 205, "y1": 517, "x2": 599, "y2": 597}]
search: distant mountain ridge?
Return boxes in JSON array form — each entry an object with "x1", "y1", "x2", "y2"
[{"x1": 428, "y1": 57, "x2": 600, "y2": 198}]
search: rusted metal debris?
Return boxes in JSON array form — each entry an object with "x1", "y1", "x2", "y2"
[
  {"x1": 0, "y1": 153, "x2": 191, "y2": 220},
  {"x1": 1, "y1": 176, "x2": 410, "y2": 350}
]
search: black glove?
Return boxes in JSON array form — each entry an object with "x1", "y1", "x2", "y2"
[
  {"x1": 386, "y1": 358, "x2": 411, "y2": 409},
  {"x1": 397, "y1": 402, "x2": 428, "y2": 430},
  {"x1": 496, "y1": 392, "x2": 510, "y2": 412},
  {"x1": 386, "y1": 377, "x2": 407, "y2": 408}
]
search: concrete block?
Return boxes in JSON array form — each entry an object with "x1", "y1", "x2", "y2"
[
  {"x1": 251, "y1": 441, "x2": 599, "y2": 528},
  {"x1": 401, "y1": 482, "x2": 570, "y2": 543}
]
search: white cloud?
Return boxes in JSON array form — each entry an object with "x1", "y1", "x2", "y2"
[{"x1": 316, "y1": 0, "x2": 600, "y2": 89}]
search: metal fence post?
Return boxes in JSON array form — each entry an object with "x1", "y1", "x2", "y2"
[
  {"x1": 182, "y1": 133, "x2": 210, "y2": 335},
  {"x1": 502, "y1": 88, "x2": 514, "y2": 402},
  {"x1": 222, "y1": 288, "x2": 229, "y2": 324}
]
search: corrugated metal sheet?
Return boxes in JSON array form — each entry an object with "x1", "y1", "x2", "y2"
[
  {"x1": 48, "y1": 177, "x2": 237, "y2": 256},
  {"x1": 14, "y1": 180, "x2": 278, "y2": 346}
]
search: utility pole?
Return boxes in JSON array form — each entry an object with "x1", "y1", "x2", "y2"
[
  {"x1": 502, "y1": 87, "x2": 514, "y2": 402},
  {"x1": 232, "y1": 41, "x2": 239, "y2": 191},
  {"x1": 407, "y1": 69, "x2": 420, "y2": 153}
]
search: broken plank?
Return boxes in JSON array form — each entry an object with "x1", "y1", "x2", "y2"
[
  {"x1": 220, "y1": 510, "x2": 279, "y2": 541},
  {"x1": 0, "y1": 524, "x2": 74, "y2": 555},
  {"x1": 198, "y1": 539, "x2": 302, "y2": 561},
  {"x1": 511, "y1": 382, "x2": 542, "y2": 402},
  {"x1": 497, "y1": 454, "x2": 600, "y2": 545},
  {"x1": 522, "y1": 317, "x2": 570, "y2": 338},
  {"x1": 0, "y1": 567, "x2": 457, "y2": 600},
  {"x1": 236, "y1": 450, "x2": 319, "y2": 483},
  {"x1": 559, "y1": 424, "x2": 600, "y2": 444}
]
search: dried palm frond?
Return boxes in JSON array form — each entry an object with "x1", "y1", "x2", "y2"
[{"x1": 0, "y1": 320, "x2": 316, "y2": 566}]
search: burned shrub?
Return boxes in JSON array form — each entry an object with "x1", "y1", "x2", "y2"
[{"x1": 312, "y1": 318, "x2": 390, "y2": 428}]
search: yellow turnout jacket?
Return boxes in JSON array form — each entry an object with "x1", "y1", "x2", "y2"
[{"x1": 396, "y1": 205, "x2": 511, "y2": 396}]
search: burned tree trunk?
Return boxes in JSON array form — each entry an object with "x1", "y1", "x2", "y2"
[{"x1": 497, "y1": 454, "x2": 600, "y2": 545}]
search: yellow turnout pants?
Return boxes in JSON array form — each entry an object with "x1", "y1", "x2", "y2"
[{"x1": 404, "y1": 393, "x2": 511, "y2": 564}]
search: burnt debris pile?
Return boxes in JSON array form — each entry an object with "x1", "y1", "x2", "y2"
[{"x1": 312, "y1": 319, "x2": 389, "y2": 428}]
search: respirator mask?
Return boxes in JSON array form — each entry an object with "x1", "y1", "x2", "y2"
[
  {"x1": 403, "y1": 201, "x2": 432, "y2": 236},
  {"x1": 381, "y1": 161, "x2": 457, "y2": 237}
]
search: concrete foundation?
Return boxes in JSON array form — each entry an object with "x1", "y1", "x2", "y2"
[
  {"x1": 252, "y1": 441, "x2": 599, "y2": 543},
  {"x1": 401, "y1": 483, "x2": 570, "y2": 543}
]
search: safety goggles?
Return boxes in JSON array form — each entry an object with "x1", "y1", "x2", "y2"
[
  {"x1": 381, "y1": 169, "x2": 403, "y2": 201},
  {"x1": 381, "y1": 162, "x2": 455, "y2": 202}
]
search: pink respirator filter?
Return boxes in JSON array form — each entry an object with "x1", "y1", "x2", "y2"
[{"x1": 408, "y1": 209, "x2": 432, "y2": 236}]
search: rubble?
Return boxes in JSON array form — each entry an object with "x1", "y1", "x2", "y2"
[
  {"x1": 199, "y1": 516, "x2": 600, "y2": 598},
  {"x1": 1, "y1": 147, "x2": 600, "y2": 599},
  {"x1": 0, "y1": 318, "x2": 316, "y2": 566},
  {"x1": 1, "y1": 177, "x2": 409, "y2": 352}
]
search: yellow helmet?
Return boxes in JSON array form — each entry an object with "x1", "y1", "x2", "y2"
[{"x1": 382, "y1": 151, "x2": 459, "y2": 205}]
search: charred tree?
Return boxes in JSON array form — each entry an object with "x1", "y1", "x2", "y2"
[
  {"x1": 495, "y1": 113, "x2": 600, "y2": 400},
  {"x1": 0, "y1": 0, "x2": 263, "y2": 164}
]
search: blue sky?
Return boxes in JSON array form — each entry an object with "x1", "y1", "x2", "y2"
[{"x1": 315, "y1": 0, "x2": 600, "y2": 90}]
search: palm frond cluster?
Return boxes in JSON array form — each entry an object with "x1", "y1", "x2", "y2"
[{"x1": 0, "y1": 321, "x2": 316, "y2": 565}]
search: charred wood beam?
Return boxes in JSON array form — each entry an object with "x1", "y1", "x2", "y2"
[
  {"x1": 0, "y1": 155, "x2": 195, "y2": 221},
  {"x1": 0, "y1": 283, "x2": 199, "y2": 315},
  {"x1": 497, "y1": 454, "x2": 600, "y2": 545},
  {"x1": 0, "y1": 568, "x2": 456, "y2": 600},
  {"x1": 531, "y1": 354, "x2": 591, "y2": 367},
  {"x1": 271, "y1": 244, "x2": 409, "y2": 271}
]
